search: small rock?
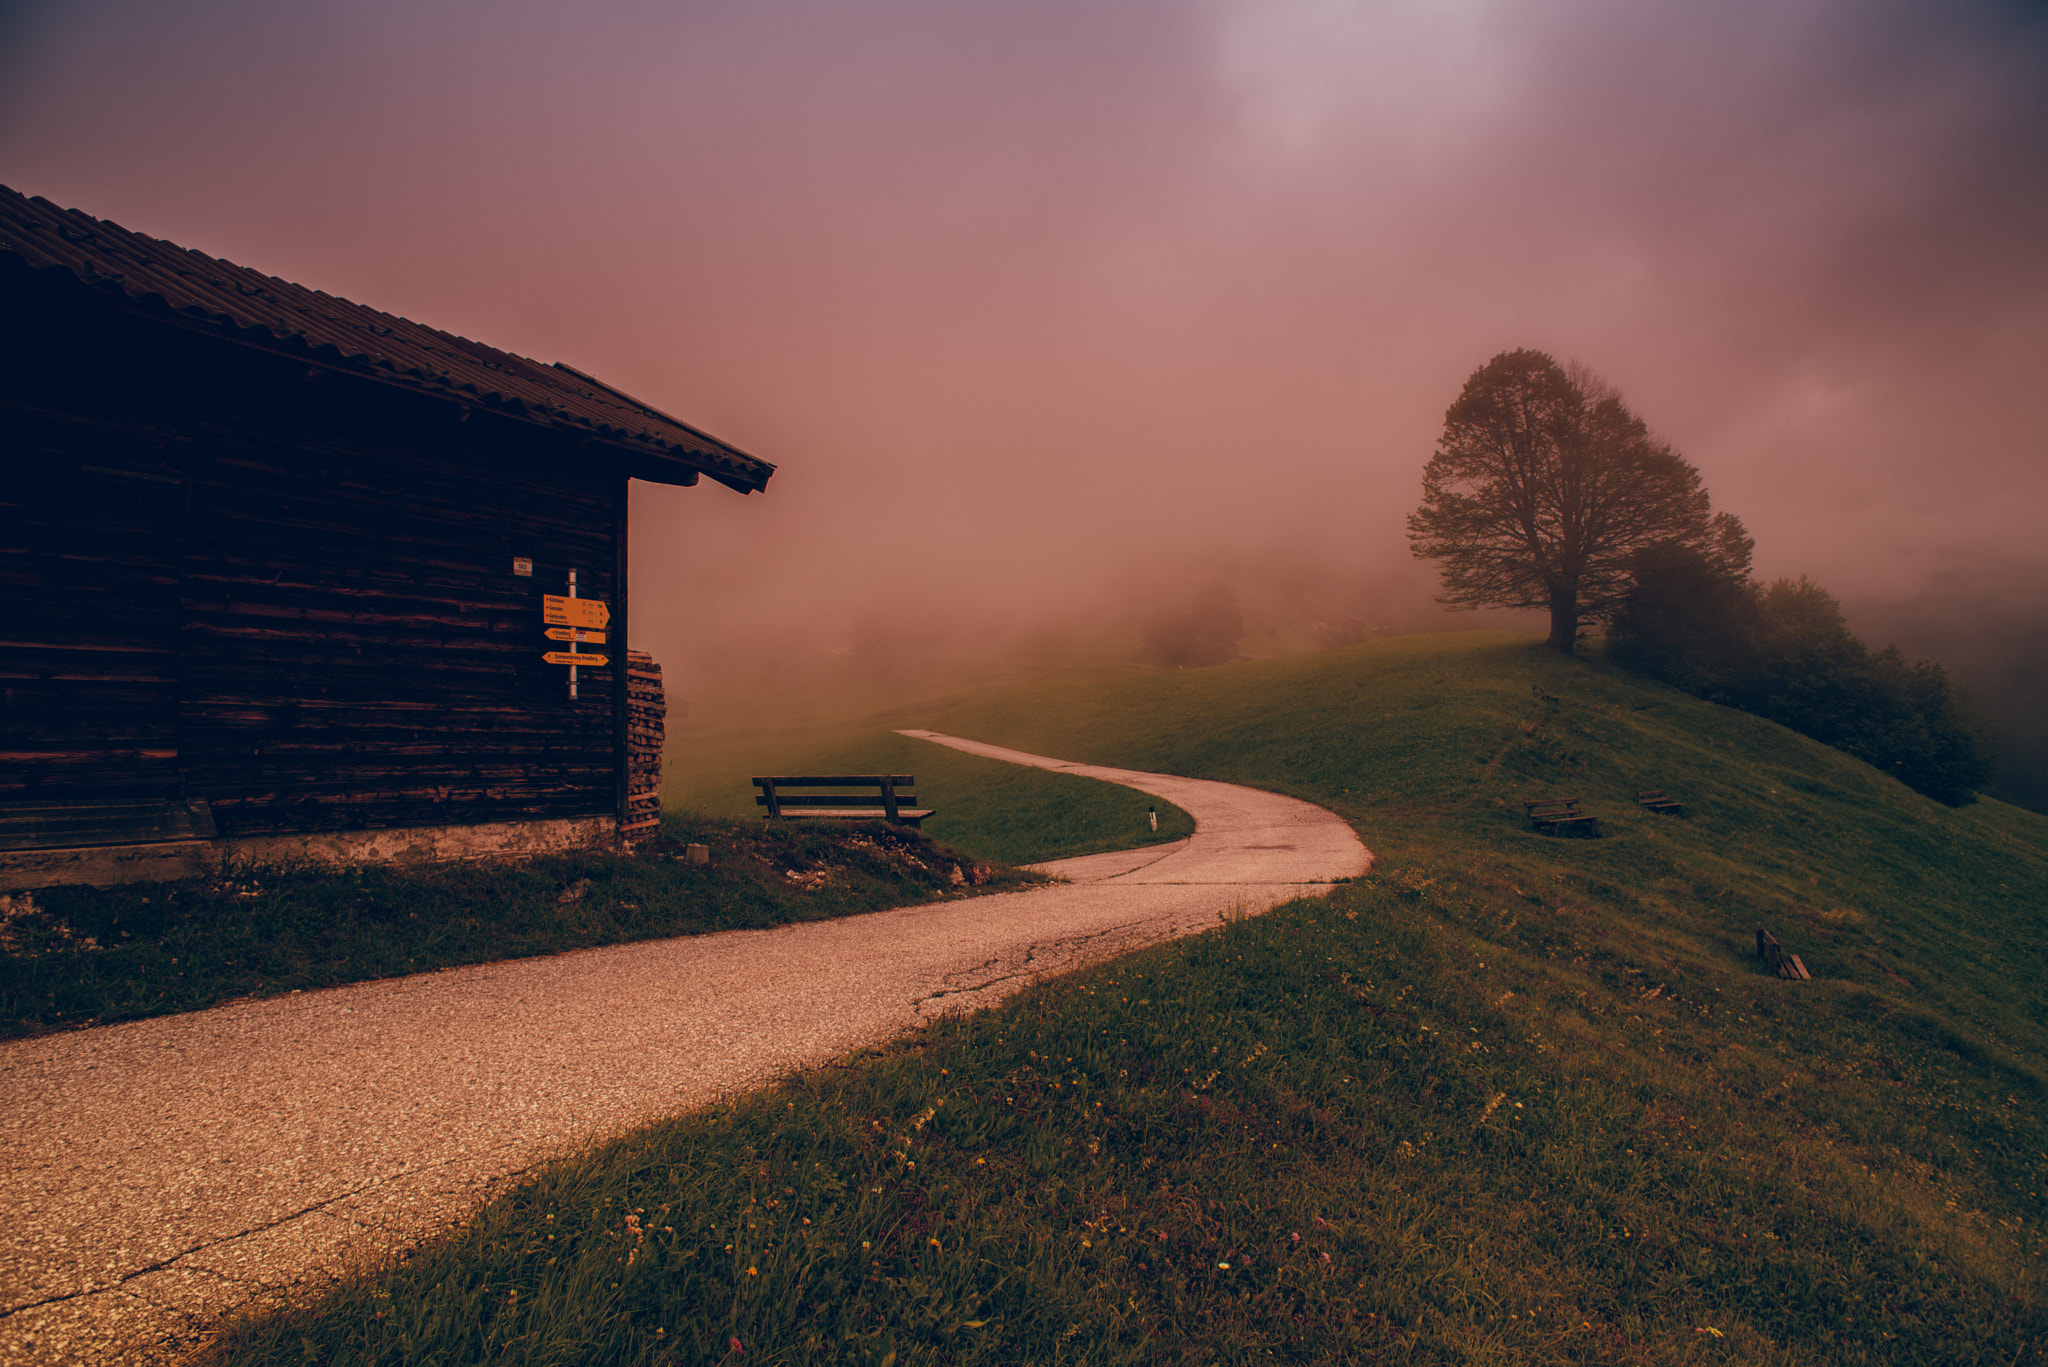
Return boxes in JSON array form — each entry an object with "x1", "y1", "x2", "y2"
[
  {"x1": 949, "y1": 864, "x2": 966, "y2": 886},
  {"x1": 557, "y1": 879, "x2": 591, "y2": 905}
]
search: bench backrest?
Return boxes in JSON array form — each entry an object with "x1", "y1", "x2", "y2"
[{"x1": 753, "y1": 775, "x2": 917, "y2": 821}]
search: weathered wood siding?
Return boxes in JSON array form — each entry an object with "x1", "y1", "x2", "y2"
[
  {"x1": 2, "y1": 270, "x2": 629, "y2": 836},
  {"x1": 2, "y1": 296, "x2": 190, "y2": 804}
]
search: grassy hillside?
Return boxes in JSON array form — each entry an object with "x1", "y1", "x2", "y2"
[
  {"x1": 922, "y1": 631, "x2": 2048, "y2": 1080},
  {"x1": 213, "y1": 632, "x2": 2048, "y2": 1364}
]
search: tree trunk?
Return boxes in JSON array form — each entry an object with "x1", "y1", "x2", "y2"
[{"x1": 1547, "y1": 590, "x2": 1579, "y2": 653}]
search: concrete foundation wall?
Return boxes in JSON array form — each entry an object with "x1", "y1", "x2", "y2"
[
  {"x1": 0, "y1": 841, "x2": 213, "y2": 892},
  {"x1": 0, "y1": 816, "x2": 618, "y2": 891}
]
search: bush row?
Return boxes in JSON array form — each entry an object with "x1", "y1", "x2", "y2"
[{"x1": 1608, "y1": 548, "x2": 1995, "y2": 805}]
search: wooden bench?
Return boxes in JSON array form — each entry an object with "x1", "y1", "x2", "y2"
[
  {"x1": 752, "y1": 775, "x2": 934, "y2": 828},
  {"x1": 1524, "y1": 797, "x2": 1601, "y2": 838},
  {"x1": 1756, "y1": 928, "x2": 1810, "y2": 980},
  {"x1": 1636, "y1": 789, "x2": 1688, "y2": 816}
]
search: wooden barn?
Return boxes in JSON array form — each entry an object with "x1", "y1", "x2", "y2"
[{"x1": 0, "y1": 185, "x2": 773, "y2": 888}]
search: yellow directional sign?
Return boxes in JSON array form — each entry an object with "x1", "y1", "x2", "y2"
[
  {"x1": 543, "y1": 595, "x2": 610, "y2": 629},
  {"x1": 543, "y1": 650, "x2": 610, "y2": 668},
  {"x1": 544, "y1": 627, "x2": 608, "y2": 645}
]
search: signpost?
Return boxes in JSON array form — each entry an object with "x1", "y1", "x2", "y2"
[
  {"x1": 544, "y1": 571, "x2": 612, "y2": 698},
  {"x1": 543, "y1": 595, "x2": 610, "y2": 629}
]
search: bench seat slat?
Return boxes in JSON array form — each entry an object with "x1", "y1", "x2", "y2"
[
  {"x1": 775, "y1": 807, "x2": 935, "y2": 821},
  {"x1": 754, "y1": 793, "x2": 918, "y2": 808}
]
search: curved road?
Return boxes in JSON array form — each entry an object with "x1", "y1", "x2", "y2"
[{"x1": 0, "y1": 732, "x2": 1369, "y2": 1365}]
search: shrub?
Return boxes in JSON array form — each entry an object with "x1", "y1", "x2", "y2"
[
  {"x1": 1606, "y1": 543, "x2": 1759, "y2": 698},
  {"x1": 1143, "y1": 580, "x2": 1245, "y2": 667},
  {"x1": 1610, "y1": 565, "x2": 1995, "y2": 805}
]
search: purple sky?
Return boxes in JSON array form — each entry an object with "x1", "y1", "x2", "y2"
[{"x1": 5, "y1": 0, "x2": 2044, "y2": 687}]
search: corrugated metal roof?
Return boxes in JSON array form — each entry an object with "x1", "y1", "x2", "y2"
[{"x1": 0, "y1": 185, "x2": 773, "y2": 493}]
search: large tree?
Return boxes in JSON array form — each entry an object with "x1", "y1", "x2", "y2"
[{"x1": 1407, "y1": 348, "x2": 1749, "y2": 652}]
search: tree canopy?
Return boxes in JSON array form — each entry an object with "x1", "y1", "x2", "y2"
[{"x1": 1407, "y1": 348, "x2": 1749, "y2": 651}]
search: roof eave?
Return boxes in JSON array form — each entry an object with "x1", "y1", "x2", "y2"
[{"x1": 621, "y1": 445, "x2": 773, "y2": 494}]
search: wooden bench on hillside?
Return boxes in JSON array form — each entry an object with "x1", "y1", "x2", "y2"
[
  {"x1": 752, "y1": 775, "x2": 934, "y2": 829},
  {"x1": 1636, "y1": 789, "x2": 1687, "y2": 816},
  {"x1": 1756, "y1": 929, "x2": 1811, "y2": 981},
  {"x1": 1524, "y1": 797, "x2": 1601, "y2": 838}
]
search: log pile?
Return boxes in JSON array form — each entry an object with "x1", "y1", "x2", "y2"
[{"x1": 622, "y1": 650, "x2": 665, "y2": 838}]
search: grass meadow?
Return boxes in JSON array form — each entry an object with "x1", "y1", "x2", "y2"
[
  {"x1": 666, "y1": 720, "x2": 1195, "y2": 868},
  {"x1": 197, "y1": 631, "x2": 2047, "y2": 1363}
]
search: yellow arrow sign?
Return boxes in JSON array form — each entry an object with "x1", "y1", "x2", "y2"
[
  {"x1": 543, "y1": 650, "x2": 610, "y2": 668},
  {"x1": 544, "y1": 627, "x2": 608, "y2": 645},
  {"x1": 543, "y1": 595, "x2": 610, "y2": 629}
]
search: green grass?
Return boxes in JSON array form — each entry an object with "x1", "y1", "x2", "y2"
[
  {"x1": 667, "y1": 725, "x2": 1196, "y2": 868},
  {"x1": 0, "y1": 815, "x2": 1040, "y2": 1039},
  {"x1": 204, "y1": 632, "x2": 2048, "y2": 1364}
]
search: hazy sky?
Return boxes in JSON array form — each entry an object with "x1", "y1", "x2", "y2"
[{"x1": 4, "y1": 0, "x2": 2044, "y2": 681}]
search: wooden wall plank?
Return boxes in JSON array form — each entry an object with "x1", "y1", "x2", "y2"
[{"x1": 4, "y1": 271, "x2": 641, "y2": 836}]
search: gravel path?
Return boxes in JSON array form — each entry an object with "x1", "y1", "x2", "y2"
[{"x1": 0, "y1": 732, "x2": 1369, "y2": 1364}]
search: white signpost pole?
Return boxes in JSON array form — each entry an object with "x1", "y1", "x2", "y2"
[{"x1": 567, "y1": 569, "x2": 579, "y2": 700}]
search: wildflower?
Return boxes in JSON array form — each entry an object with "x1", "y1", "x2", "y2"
[
  {"x1": 1218, "y1": 1262, "x2": 1231, "y2": 1270},
  {"x1": 731, "y1": 1336, "x2": 744, "y2": 1352},
  {"x1": 746, "y1": 1267, "x2": 758, "y2": 1276}
]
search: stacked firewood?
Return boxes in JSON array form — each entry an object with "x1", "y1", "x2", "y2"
[{"x1": 622, "y1": 650, "x2": 665, "y2": 838}]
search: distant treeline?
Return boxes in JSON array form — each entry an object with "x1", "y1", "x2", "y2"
[{"x1": 1609, "y1": 546, "x2": 1996, "y2": 807}]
